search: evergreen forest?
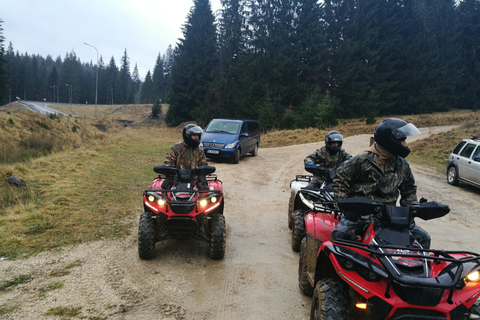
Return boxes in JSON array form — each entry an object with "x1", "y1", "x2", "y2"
[{"x1": 1, "y1": 0, "x2": 480, "y2": 129}]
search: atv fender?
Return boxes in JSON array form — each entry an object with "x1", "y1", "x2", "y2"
[
  {"x1": 304, "y1": 212, "x2": 339, "y2": 244},
  {"x1": 313, "y1": 244, "x2": 339, "y2": 285}
]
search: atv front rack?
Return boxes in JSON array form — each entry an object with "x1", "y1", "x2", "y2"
[{"x1": 332, "y1": 239, "x2": 480, "y2": 298}]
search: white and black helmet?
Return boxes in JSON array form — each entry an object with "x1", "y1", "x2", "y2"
[
  {"x1": 325, "y1": 130, "x2": 344, "y2": 154},
  {"x1": 183, "y1": 124, "x2": 203, "y2": 148}
]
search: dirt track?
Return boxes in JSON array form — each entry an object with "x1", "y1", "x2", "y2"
[{"x1": 1, "y1": 125, "x2": 479, "y2": 320}]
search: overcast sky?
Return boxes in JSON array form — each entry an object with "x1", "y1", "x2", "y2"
[{"x1": 1, "y1": 0, "x2": 222, "y2": 81}]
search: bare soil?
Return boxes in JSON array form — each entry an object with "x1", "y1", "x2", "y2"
[{"x1": 1, "y1": 125, "x2": 479, "y2": 320}]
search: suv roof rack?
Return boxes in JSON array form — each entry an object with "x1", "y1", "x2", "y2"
[{"x1": 473, "y1": 136, "x2": 480, "y2": 141}]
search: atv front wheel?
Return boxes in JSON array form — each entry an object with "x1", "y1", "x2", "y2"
[
  {"x1": 287, "y1": 194, "x2": 295, "y2": 230},
  {"x1": 209, "y1": 214, "x2": 226, "y2": 260},
  {"x1": 310, "y1": 279, "x2": 349, "y2": 320},
  {"x1": 298, "y1": 238, "x2": 313, "y2": 296},
  {"x1": 138, "y1": 213, "x2": 156, "y2": 260},
  {"x1": 291, "y1": 210, "x2": 306, "y2": 252}
]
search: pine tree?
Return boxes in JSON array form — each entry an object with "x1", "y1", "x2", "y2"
[
  {"x1": 0, "y1": 19, "x2": 7, "y2": 104},
  {"x1": 140, "y1": 70, "x2": 153, "y2": 103},
  {"x1": 152, "y1": 53, "x2": 165, "y2": 102},
  {"x1": 166, "y1": 0, "x2": 218, "y2": 126},
  {"x1": 119, "y1": 49, "x2": 133, "y2": 103},
  {"x1": 455, "y1": 0, "x2": 480, "y2": 110}
]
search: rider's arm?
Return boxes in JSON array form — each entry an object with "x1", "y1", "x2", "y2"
[
  {"x1": 164, "y1": 145, "x2": 178, "y2": 167},
  {"x1": 332, "y1": 156, "x2": 359, "y2": 201},
  {"x1": 399, "y1": 160, "x2": 418, "y2": 207}
]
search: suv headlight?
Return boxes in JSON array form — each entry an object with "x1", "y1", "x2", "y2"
[{"x1": 225, "y1": 142, "x2": 237, "y2": 149}]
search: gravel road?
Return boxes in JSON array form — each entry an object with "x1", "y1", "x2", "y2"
[{"x1": 1, "y1": 125, "x2": 479, "y2": 320}]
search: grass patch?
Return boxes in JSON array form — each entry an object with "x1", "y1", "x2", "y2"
[
  {"x1": 39, "y1": 281, "x2": 64, "y2": 298},
  {"x1": 0, "y1": 306, "x2": 14, "y2": 316},
  {"x1": 45, "y1": 306, "x2": 82, "y2": 317},
  {"x1": 49, "y1": 259, "x2": 84, "y2": 277},
  {"x1": 0, "y1": 274, "x2": 31, "y2": 291}
]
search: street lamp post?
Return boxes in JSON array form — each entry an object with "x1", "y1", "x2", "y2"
[
  {"x1": 50, "y1": 85, "x2": 57, "y2": 102},
  {"x1": 84, "y1": 42, "x2": 98, "y2": 117},
  {"x1": 66, "y1": 84, "x2": 73, "y2": 113}
]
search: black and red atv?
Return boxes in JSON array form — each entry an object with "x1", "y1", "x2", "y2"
[
  {"x1": 138, "y1": 165, "x2": 226, "y2": 260},
  {"x1": 306, "y1": 197, "x2": 480, "y2": 320},
  {"x1": 288, "y1": 164, "x2": 336, "y2": 231},
  {"x1": 290, "y1": 165, "x2": 338, "y2": 252}
]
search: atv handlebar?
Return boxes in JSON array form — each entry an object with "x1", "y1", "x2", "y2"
[
  {"x1": 337, "y1": 197, "x2": 450, "y2": 227},
  {"x1": 304, "y1": 164, "x2": 336, "y2": 182},
  {"x1": 153, "y1": 165, "x2": 216, "y2": 180}
]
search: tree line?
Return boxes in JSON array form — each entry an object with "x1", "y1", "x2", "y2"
[
  {"x1": 1, "y1": 0, "x2": 480, "y2": 129},
  {"x1": 0, "y1": 36, "x2": 173, "y2": 107}
]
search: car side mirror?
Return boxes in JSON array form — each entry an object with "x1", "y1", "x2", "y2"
[
  {"x1": 241, "y1": 132, "x2": 249, "y2": 137},
  {"x1": 473, "y1": 156, "x2": 480, "y2": 162}
]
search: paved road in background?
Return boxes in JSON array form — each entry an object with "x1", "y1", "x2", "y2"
[{"x1": 16, "y1": 100, "x2": 70, "y2": 116}]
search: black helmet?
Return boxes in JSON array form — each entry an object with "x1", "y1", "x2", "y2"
[
  {"x1": 325, "y1": 130, "x2": 344, "y2": 155},
  {"x1": 183, "y1": 124, "x2": 203, "y2": 148},
  {"x1": 373, "y1": 118, "x2": 421, "y2": 158}
]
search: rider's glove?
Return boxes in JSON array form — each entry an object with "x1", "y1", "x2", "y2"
[
  {"x1": 306, "y1": 162, "x2": 314, "y2": 166},
  {"x1": 196, "y1": 176, "x2": 208, "y2": 190},
  {"x1": 161, "y1": 177, "x2": 174, "y2": 189}
]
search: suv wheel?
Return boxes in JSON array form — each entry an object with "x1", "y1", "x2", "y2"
[
  {"x1": 232, "y1": 149, "x2": 240, "y2": 164},
  {"x1": 447, "y1": 166, "x2": 459, "y2": 186}
]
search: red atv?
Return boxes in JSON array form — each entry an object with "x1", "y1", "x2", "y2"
[
  {"x1": 307, "y1": 197, "x2": 480, "y2": 320},
  {"x1": 290, "y1": 165, "x2": 338, "y2": 252},
  {"x1": 138, "y1": 165, "x2": 226, "y2": 260}
]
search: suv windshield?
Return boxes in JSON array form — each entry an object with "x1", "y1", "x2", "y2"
[{"x1": 205, "y1": 120, "x2": 241, "y2": 135}]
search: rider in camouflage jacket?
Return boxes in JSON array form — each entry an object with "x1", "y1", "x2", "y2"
[
  {"x1": 333, "y1": 146, "x2": 417, "y2": 206},
  {"x1": 164, "y1": 141, "x2": 207, "y2": 170},
  {"x1": 332, "y1": 118, "x2": 431, "y2": 248},
  {"x1": 304, "y1": 131, "x2": 351, "y2": 189},
  {"x1": 163, "y1": 124, "x2": 208, "y2": 189}
]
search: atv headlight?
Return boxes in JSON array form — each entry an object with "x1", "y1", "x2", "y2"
[
  {"x1": 199, "y1": 199, "x2": 208, "y2": 207},
  {"x1": 466, "y1": 270, "x2": 480, "y2": 282},
  {"x1": 211, "y1": 196, "x2": 217, "y2": 203}
]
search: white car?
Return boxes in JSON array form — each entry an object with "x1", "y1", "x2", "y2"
[{"x1": 446, "y1": 137, "x2": 480, "y2": 188}]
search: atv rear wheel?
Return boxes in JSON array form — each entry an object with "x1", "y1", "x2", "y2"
[
  {"x1": 209, "y1": 214, "x2": 226, "y2": 260},
  {"x1": 291, "y1": 210, "x2": 306, "y2": 252},
  {"x1": 138, "y1": 213, "x2": 156, "y2": 260},
  {"x1": 310, "y1": 279, "x2": 349, "y2": 320},
  {"x1": 298, "y1": 238, "x2": 313, "y2": 296}
]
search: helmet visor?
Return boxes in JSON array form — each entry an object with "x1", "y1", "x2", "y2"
[
  {"x1": 327, "y1": 132, "x2": 344, "y2": 142},
  {"x1": 186, "y1": 125, "x2": 203, "y2": 137},
  {"x1": 392, "y1": 123, "x2": 421, "y2": 140}
]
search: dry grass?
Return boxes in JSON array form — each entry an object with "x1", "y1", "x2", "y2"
[{"x1": 0, "y1": 102, "x2": 478, "y2": 259}]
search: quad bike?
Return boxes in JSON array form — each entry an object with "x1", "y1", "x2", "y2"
[
  {"x1": 306, "y1": 197, "x2": 480, "y2": 320},
  {"x1": 138, "y1": 165, "x2": 226, "y2": 260},
  {"x1": 288, "y1": 164, "x2": 336, "y2": 230},
  {"x1": 290, "y1": 165, "x2": 337, "y2": 252}
]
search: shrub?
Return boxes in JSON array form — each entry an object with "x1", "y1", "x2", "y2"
[
  {"x1": 8, "y1": 118, "x2": 14, "y2": 125},
  {"x1": 72, "y1": 125, "x2": 77, "y2": 133},
  {"x1": 36, "y1": 121, "x2": 49, "y2": 130}
]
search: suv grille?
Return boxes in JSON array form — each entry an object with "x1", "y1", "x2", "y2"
[{"x1": 203, "y1": 142, "x2": 225, "y2": 148}]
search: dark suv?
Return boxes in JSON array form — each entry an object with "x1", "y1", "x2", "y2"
[
  {"x1": 200, "y1": 119, "x2": 261, "y2": 164},
  {"x1": 446, "y1": 137, "x2": 480, "y2": 188}
]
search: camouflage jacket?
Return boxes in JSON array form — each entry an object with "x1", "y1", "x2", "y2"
[
  {"x1": 164, "y1": 141, "x2": 207, "y2": 170},
  {"x1": 333, "y1": 151, "x2": 417, "y2": 206},
  {"x1": 304, "y1": 146, "x2": 352, "y2": 170}
]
